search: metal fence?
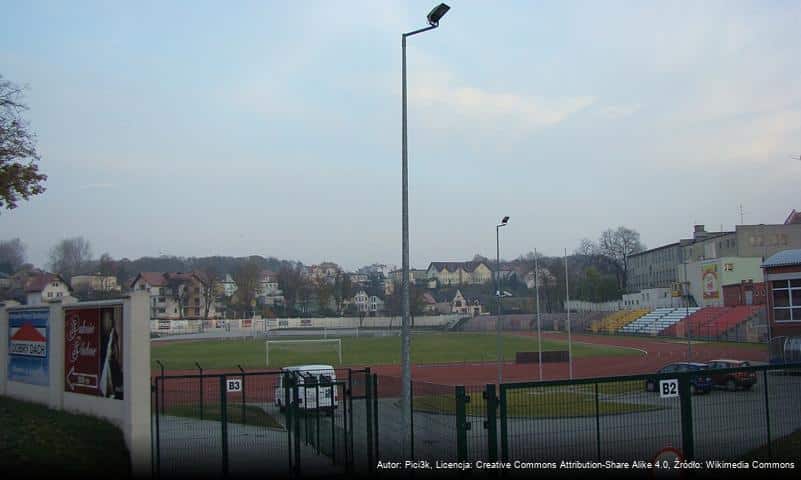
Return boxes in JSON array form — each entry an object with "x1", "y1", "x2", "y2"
[
  {"x1": 453, "y1": 362, "x2": 801, "y2": 463},
  {"x1": 152, "y1": 362, "x2": 801, "y2": 477}
]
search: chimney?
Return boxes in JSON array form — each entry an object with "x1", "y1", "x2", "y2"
[{"x1": 693, "y1": 225, "x2": 710, "y2": 240}]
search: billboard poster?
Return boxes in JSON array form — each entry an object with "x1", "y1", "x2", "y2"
[
  {"x1": 8, "y1": 309, "x2": 50, "y2": 385},
  {"x1": 702, "y1": 264, "x2": 719, "y2": 299},
  {"x1": 64, "y1": 306, "x2": 124, "y2": 400}
]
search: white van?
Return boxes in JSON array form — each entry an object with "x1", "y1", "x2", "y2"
[{"x1": 274, "y1": 364, "x2": 338, "y2": 412}]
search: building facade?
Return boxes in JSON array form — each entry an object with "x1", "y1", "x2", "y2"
[
  {"x1": 761, "y1": 250, "x2": 801, "y2": 363},
  {"x1": 25, "y1": 273, "x2": 71, "y2": 305},
  {"x1": 426, "y1": 261, "x2": 493, "y2": 286}
]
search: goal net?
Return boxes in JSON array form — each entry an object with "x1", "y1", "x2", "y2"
[{"x1": 265, "y1": 339, "x2": 343, "y2": 367}]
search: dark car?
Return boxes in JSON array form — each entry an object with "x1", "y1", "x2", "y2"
[
  {"x1": 706, "y1": 359, "x2": 757, "y2": 391},
  {"x1": 645, "y1": 362, "x2": 713, "y2": 395}
]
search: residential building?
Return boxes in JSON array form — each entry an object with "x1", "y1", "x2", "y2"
[
  {"x1": 305, "y1": 262, "x2": 342, "y2": 285},
  {"x1": 347, "y1": 273, "x2": 369, "y2": 286},
  {"x1": 256, "y1": 271, "x2": 284, "y2": 307},
  {"x1": 451, "y1": 289, "x2": 484, "y2": 316},
  {"x1": 426, "y1": 261, "x2": 493, "y2": 286},
  {"x1": 388, "y1": 269, "x2": 428, "y2": 285},
  {"x1": 70, "y1": 274, "x2": 121, "y2": 294},
  {"x1": 352, "y1": 289, "x2": 385, "y2": 315},
  {"x1": 218, "y1": 274, "x2": 238, "y2": 297},
  {"x1": 130, "y1": 271, "x2": 216, "y2": 321},
  {"x1": 24, "y1": 272, "x2": 71, "y2": 305}
]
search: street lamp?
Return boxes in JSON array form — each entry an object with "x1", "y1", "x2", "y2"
[
  {"x1": 496, "y1": 216, "x2": 509, "y2": 385},
  {"x1": 400, "y1": 2, "x2": 450, "y2": 459}
]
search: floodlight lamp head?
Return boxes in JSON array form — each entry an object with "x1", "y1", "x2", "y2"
[
  {"x1": 497, "y1": 216, "x2": 510, "y2": 228},
  {"x1": 428, "y1": 3, "x2": 450, "y2": 26}
]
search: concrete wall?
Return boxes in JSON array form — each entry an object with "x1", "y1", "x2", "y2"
[
  {"x1": 678, "y1": 257, "x2": 764, "y2": 307},
  {"x1": 151, "y1": 314, "x2": 457, "y2": 333},
  {"x1": 1, "y1": 292, "x2": 151, "y2": 476},
  {"x1": 565, "y1": 300, "x2": 621, "y2": 312}
]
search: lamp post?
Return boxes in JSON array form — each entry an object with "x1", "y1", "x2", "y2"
[
  {"x1": 496, "y1": 216, "x2": 509, "y2": 385},
  {"x1": 684, "y1": 258, "x2": 691, "y2": 360},
  {"x1": 401, "y1": 2, "x2": 450, "y2": 458}
]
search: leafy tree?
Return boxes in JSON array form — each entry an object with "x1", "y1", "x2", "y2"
[
  {"x1": 1, "y1": 75, "x2": 47, "y2": 211},
  {"x1": 48, "y1": 236, "x2": 92, "y2": 281}
]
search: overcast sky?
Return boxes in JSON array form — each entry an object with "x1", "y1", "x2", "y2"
[{"x1": 2, "y1": 0, "x2": 800, "y2": 271}]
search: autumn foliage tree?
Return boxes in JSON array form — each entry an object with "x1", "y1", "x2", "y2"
[{"x1": 0, "y1": 75, "x2": 46, "y2": 211}]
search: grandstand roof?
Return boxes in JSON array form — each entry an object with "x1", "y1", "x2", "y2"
[{"x1": 762, "y1": 249, "x2": 801, "y2": 268}]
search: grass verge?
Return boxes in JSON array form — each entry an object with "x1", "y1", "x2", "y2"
[
  {"x1": 413, "y1": 388, "x2": 661, "y2": 418},
  {"x1": 0, "y1": 395, "x2": 130, "y2": 477}
]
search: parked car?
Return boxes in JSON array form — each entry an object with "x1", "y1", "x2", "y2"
[
  {"x1": 645, "y1": 362, "x2": 713, "y2": 395},
  {"x1": 274, "y1": 364, "x2": 338, "y2": 413},
  {"x1": 706, "y1": 359, "x2": 757, "y2": 391}
]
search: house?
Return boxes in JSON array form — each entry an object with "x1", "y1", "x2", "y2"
[
  {"x1": 218, "y1": 274, "x2": 238, "y2": 297},
  {"x1": 426, "y1": 261, "x2": 493, "y2": 286},
  {"x1": 24, "y1": 272, "x2": 71, "y2": 305},
  {"x1": 306, "y1": 262, "x2": 342, "y2": 285},
  {"x1": 388, "y1": 269, "x2": 428, "y2": 285},
  {"x1": 421, "y1": 292, "x2": 439, "y2": 314},
  {"x1": 347, "y1": 273, "x2": 369, "y2": 286},
  {"x1": 352, "y1": 289, "x2": 385, "y2": 316},
  {"x1": 256, "y1": 271, "x2": 284, "y2": 307},
  {"x1": 450, "y1": 289, "x2": 484, "y2": 316},
  {"x1": 129, "y1": 271, "x2": 216, "y2": 321},
  {"x1": 71, "y1": 274, "x2": 121, "y2": 295}
]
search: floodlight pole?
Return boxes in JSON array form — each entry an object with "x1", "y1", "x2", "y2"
[
  {"x1": 535, "y1": 249, "x2": 543, "y2": 381},
  {"x1": 685, "y1": 259, "x2": 691, "y2": 360},
  {"x1": 401, "y1": 8, "x2": 446, "y2": 459},
  {"x1": 565, "y1": 248, "x2": 573, "y2": 379},
  {"x1": 496, "y1": 222, "x2": 506, "y2": 385}
]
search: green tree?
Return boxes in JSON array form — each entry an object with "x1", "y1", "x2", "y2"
[{"x1": 0, "y1": 76, "x2": 46, "y2": 211}]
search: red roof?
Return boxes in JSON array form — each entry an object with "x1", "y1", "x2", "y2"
[
  {"x1": 11, "y1": 323, "x2": 46, "y2": 342},
  {"x1": 132, "y1": 272, "x2": 167, "y2": 288},
  {"x1": 24, "y1": 272, "x2": 68, "y2": 293}
]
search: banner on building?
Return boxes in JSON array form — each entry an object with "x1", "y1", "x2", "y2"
[
  {"x1": 64, "y1": 306, "x2": 124, "y2": 400},
  {"x1": 702, "y1": 264, "x2": 719, "y2": 299},
  {"x1": 8, "y1": 309, "x2": 50, "y2": 385}
]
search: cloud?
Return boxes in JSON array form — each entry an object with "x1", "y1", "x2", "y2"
[
  {"x1": 78, "y1": 183, "x2": 116, "y2": 190},
  {"x1": 597, "y1": 104, "x2": 641, "y2": 119}
]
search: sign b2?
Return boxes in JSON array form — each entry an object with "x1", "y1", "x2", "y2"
[{"x1": 659, "y1": 379, "x2": 679, "y2": 398}]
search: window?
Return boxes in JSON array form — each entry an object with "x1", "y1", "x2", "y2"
[{"x1": 772, "y1": 279, "x2": 801, "y2": 322}]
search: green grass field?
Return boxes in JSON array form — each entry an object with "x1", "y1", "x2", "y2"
[
  {"x1": 413, "y1": 385, "x2": 661, "y2": 418},
  {"x1": 151, "y1": 332, "x2": 640, "y2": 370}
]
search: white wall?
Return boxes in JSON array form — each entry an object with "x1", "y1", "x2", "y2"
[{"x1": 1, "y1": 292, "x2": 151, "y2": 477}]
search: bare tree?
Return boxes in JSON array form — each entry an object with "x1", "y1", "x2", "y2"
[
  {"x1": 1, "y1": 75, "x2": 47, "y2": 211},
  {"x1": 0, "y1": 237, "x2": 26, "y2": 272},
  {"x1": 198, "y1": 268, "x2": 220, "y2": 321},
  {"x1": 596, "y1": 226, "x2": 645, "y2": 291},
  {"x1": 233, "y1": 259, "x2": 261, "y2": 311},
  {"x1": 166, "y1": 277, "x2": 188, "y2": 320},
  {"x1": 48, "y1": 236, "x2": 92, "y2": 281}
]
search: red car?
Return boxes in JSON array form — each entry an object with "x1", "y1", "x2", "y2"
[{"x1": 706, "y1": 359, "x2": 757, "y2": 391}]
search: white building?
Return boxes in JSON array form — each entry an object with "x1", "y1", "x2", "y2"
[{"x1": 25, "y1": 273, "x2": 71, "y2": 305}]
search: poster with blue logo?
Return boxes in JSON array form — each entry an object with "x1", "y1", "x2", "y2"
[{"x1": 8, "y1": 309, "x2": 50, "y2": 385}]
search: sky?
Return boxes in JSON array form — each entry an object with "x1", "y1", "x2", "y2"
[{"x1": 1, "y1": 0, "x2": 800, "y2": 271}]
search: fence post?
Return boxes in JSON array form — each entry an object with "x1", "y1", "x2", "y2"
[
  {"x1": 293, "y1": 377, "x2": 301, "y2": 477},
  {"x1": 763, "y1": 369, "x2": 772, "y2": 459},
  {"x1": 499, "y1": 385, "x2": 508, "y2": 462},
  {"x1": 410, "y1": 381, "x2": 414, "y2": 460},
  {"x1": 594, "y1": 383, "x2": 601, "y2": 460},
  {"x1": 455, "y1": 386, "x2": 467, "y2": 461},
  {"x1": 372, "y1": 374, "x2": 379, "y2": 460},
  {"x1": 485, "y1": 384, "x2": 498, "y2": 461},
  {"x1": 678, "y1": 373, "x2": 694, "y2": 460},
  {"x1": 196, "y1": 362, "x2": 204, "y2": 421},
  {"x1": 220, "y1": 376, "x2": 229, "y2": 478},
  {"x1": 284, "y1": 372, "x2": 293, "y2": 475},
  {"x1": 330, "y1": 383, "x2": 336, "y2": 463},
  {"x1": 347, "y1": 369, "x2": 354, "y2": 469},
  {"x1": 365, "y1": 373, "x2": 374, "y2": 472},
  {"x1": 238, "y1": 365, "x2": 246, "y2": 425},
  {"x1": 315, "y1": 382, "x2": 321, "y2": 454},
  {"x1": 156, "y1": 360, "x2": 166, "y2": 415},
  {"x1": 154, "y1": 378, "x2": 161, "y2": 478}
]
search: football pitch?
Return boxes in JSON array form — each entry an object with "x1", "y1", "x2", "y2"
[{"x1": 151, "y1": 332, "x2": 640, "y2": 370}]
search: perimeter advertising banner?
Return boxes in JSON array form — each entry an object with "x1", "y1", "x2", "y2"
[
  {"x1": 702, "y1": 264, "x2": 720, "y2": 299},
  {"x1": 8, "y1": 309, "x2": 50, "y2": 385},
  {"x1": 64, "y1": 306, "x2": 124, "y2": 400}
]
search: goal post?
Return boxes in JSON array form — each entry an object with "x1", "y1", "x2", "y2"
[{"x1": 265, "y1": 338, "x2": 342, "y2": 367}]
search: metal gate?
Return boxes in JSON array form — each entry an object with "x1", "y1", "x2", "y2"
[{"x1": 151, "y1": 367, "x2": 376, "y2": 477}]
